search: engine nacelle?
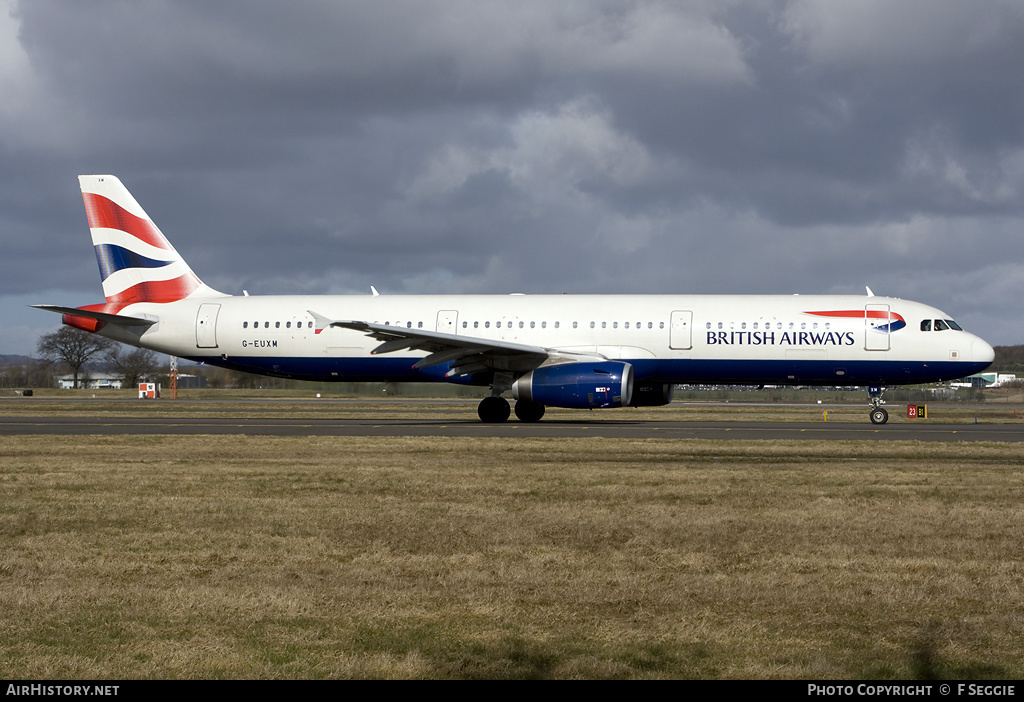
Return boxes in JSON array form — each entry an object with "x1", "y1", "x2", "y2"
[
  {"x1": 631, "y1": 383, "x2": 674, "y2": 407},
  {"x1": 512, "y1": 362, "x2": 634, "y2": 409}
]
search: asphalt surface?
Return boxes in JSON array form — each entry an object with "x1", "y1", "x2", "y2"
[{"x1": 1, "y1": 414, "x2": 1021, "y2": 441}]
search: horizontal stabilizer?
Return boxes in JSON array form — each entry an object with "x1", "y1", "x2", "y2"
[{"x1": 31, "y1": 305, "x2": 158, "y2": 327}]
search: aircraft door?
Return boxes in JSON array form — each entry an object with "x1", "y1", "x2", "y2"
[
  {"x1": 669, "y1": 310, "x2": 693, "y2": 350},
  {"x1": 196, "y1": 303, "x2": 221, "y2": 348},
  {"x1": 436, "y1": 310, "x2": 459, "y2": 334},
  {"x1": 865, "y1": 304, "x2": 891, "y2": 351}
]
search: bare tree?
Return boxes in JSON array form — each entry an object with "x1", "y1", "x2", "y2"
[
  {"x1": 36, "y1": 327, "x2": 116, "y2": 389},
  {"x1": 1, "y1": 359, "x2": 54, "y2": 388},
  {"x1": 106, "y1": 345, "x2": 159, "y2": 387}
]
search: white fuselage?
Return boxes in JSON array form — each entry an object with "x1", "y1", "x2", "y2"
[{"x1": 100, "y1": 292, "x2": 994, "y2": 387}]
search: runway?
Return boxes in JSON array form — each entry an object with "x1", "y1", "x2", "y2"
[{"x1": 1, "y1": 414, "x2": 1020, "y2": 441}]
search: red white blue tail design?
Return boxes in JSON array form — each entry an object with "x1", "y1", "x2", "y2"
[{"x1": 79, "y1": 175, "x2": 224, "y2": 304}]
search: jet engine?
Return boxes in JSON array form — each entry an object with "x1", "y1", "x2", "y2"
[{"x1": 512, "y1": 361, "x2": 633, "y2": 409}]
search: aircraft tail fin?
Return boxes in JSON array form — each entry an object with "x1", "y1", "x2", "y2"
[{"x1": 79, "y1": 175, "x2": 226, "y2": 304}]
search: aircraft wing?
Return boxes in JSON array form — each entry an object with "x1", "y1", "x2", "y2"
[{"x1": 309, "y1": 311, "x2": 599, "y2": 377}]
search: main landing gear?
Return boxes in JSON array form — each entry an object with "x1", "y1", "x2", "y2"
[
  {"x1": 868, "y1": 386, "x2": 888, "y2": 425},
  {"x1": 479, "y1": 373, "x2": 513, "y2": 423},
  {"x1": 478, "y1": 396, "x2": 510, "y2": 423},
  {"x1": 514, "y1": 399, "x2": 545, "y2": 422},
  {"x1": 477, "y1": 372, "x2": 545, "y2": 423},
  {"x1": 476, "y1": 396, "x2": 546, "y2": 423}
]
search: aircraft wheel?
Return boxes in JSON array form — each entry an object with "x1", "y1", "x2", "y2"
[
  {"x1": 870, "y1": 407, "x2": 889, "y2": 425},
  {"x1": 478, "y1": 396, "x2": 511, "y2": 423},
  {"x1": 514, "y1": 400, "x2": 545, "y2": 422}
]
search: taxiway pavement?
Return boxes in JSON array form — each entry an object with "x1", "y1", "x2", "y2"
[{"x1": 1, "y1": 415, "x2": 1020, "y2": 441}]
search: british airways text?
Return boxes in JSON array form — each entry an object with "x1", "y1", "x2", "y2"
[{"x1": 706, "y1": 331, "x2": 856, "y2": 346}]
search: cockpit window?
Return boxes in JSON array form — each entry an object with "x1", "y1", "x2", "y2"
[{"x1": 923, "y1": 318, "x2": 965, "y2": 332}]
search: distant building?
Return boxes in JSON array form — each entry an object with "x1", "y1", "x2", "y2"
[
  {"x1": 55, "y1": 373, "x2": 123, "y2": 390},
  {"x1": 54, "y1": 373, "x2": 206, "y2": 390},
  {"x1": 951, "y1": 372, "x2": 1017, "y2": 389}
]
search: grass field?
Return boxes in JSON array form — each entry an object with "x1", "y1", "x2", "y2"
[{"x1": 1, "y1": 428, "x2": 1022, "y2": 679}]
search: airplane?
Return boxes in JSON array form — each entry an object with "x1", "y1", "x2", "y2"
[{"x1": 35, "y1": 175, "x2": 995, "y2": 424}]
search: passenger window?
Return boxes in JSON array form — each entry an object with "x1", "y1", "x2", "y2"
[
  {"x1": 264, "y1": 322, "x2": 269, "y2": 329},
  {"x1": 921, "y1": 320, "x2": 932, "y2": 332},
  {"x1": 554, "y1": 321, "x2": 559, "y2": 328},
  {"x1": 275, "y1": 322, "x2": 280, "y2": 328},
  {"x1": 243, "y1": 322, "x2": 248, "y2": 329}
]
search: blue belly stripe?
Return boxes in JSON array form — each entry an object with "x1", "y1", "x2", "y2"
[{"x1": 184, "y1": 355, "x2": 990, "y2": 387}]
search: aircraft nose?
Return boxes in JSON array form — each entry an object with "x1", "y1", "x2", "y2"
[{"x1": 972, "y1": 337, "x2": 995, "y2": 365}]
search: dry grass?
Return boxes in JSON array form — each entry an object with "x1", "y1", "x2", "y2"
[{"x1": 1, "y1": 435, "x2": 1022, "y2": 679}]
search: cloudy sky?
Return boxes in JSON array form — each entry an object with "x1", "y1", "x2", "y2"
[{"x1": 2, "y1": 0, "x2": 1023, "y2": 356}]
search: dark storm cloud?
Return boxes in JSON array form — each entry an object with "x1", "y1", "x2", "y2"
[{"x1": 2, "y1": 0, "x2": 1023, "y2": 354}]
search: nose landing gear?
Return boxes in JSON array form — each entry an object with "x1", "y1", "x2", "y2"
[{"x1": 868, "y1": 386, "x2": 888, "y2": 424}]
